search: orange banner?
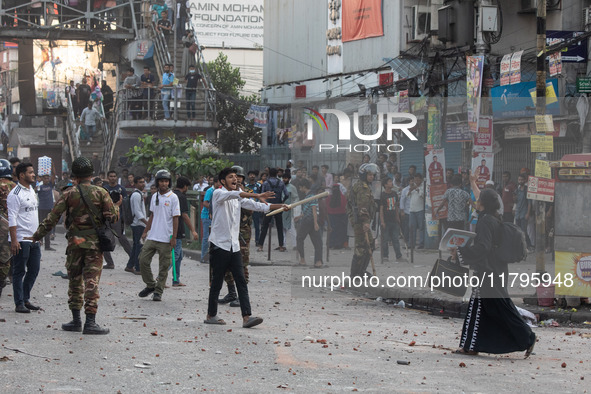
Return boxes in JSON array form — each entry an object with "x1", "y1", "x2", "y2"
[{"x1": 342, "y1": 0, "x2": 384, "y2": 42}]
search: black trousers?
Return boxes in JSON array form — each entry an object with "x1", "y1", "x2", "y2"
[
  {"x1": 258, "y1": 213, "x2": 284, "y2": 247},
  {"x1": 207, "y1": 243, "x2": 251, "y2": 318}
]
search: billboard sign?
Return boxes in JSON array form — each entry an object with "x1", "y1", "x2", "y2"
[{"x1": 189, "y1": 0, "x2": 264, "y2": 48}]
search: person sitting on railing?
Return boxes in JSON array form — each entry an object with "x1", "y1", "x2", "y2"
[
  {"x1": 156, "y1": 10, "x2": 172, "y2": 36},
  {"x1": 160, "y1": 63, "x2": 174, "y2": 121},
  {"x1": 80, "y1": 101, "x2": 104, "y2": 145}
]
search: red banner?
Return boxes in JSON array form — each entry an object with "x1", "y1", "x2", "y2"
[{"x1": 342, "y1": 0, "x2": 384, "y2": 42}]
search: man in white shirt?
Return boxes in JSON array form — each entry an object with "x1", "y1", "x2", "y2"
[
  {"x1": 204, "y1": 167, "x2": 289, "y2": 328},
  {"x1": 138, "y1": 170, "x2": 180, "y2": 301},
  {"x1": 125, "y1": 176, "x2": 147, "y2": 275},
  {"x1": 8, "y1": 163, "x2": 41, "y2": 313},
  {"x1": 408, "y1": 173, "x2": 425, "y2": 249},
  {"x1": 79, "y1": 101, "x2": 103, "y2": 144}
]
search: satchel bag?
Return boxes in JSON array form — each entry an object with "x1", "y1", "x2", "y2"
[
  {"x1": 429, "y1": 257, "x2": 470, "y2": 297},
  {"x1": 78, "y1": 185, "x2": 116, "y2": 252}
]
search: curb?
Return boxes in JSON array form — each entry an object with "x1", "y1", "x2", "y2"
[
  {"x1": 111, "y1": 230, "x2": 591, "y2": 325},
  {"x1": 349, "y1": 284, "x2": 591, "y2": 325}
]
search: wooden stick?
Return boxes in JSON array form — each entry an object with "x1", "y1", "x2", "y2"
[{"x1": 266, "y1": 191, "x2": 329, "y2": 217}]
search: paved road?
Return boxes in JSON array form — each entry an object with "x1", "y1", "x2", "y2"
[{"x1": 0, "y1": 235, "x2": 589, "y2": 392}]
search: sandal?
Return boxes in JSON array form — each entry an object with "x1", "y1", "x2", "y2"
[
  {"x1": 278, "y1": 246, "x2": 287, "y2": 252},
  {"x1": 313, "y1": 262, "x2": 323, "y2": 268},
  {"x1": 204, "y1": 316, "x2": 226, "y2": 325},
  {"x1": 243, "y1": 316, "x2": 263, "y2": 328},
  {"x1": 454, "y1": 348, "x2": 479, "y2": 356},
  {"x1": 525, "y1": 334, "x2": 536, "y2": 359}
]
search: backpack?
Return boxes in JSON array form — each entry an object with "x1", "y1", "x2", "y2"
[
  {"x1": 495, "y1": 221, "x2": 528, "y2": 264},
  {"x1": 121, "y1": 190, "x2": 140, "y2": 225},
  {"x1": 267, "y1": 178, "x2": 285, "y2": 204}
]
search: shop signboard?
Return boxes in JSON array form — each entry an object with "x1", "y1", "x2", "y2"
[{"x1": 527, "y1": 176, "x2": 555, "y2": 202}]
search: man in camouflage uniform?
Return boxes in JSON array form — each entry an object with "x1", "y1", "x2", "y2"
[
  {"x1": 0, "y1": 159, "x2": 16, "y2": 296},
  {"x1": 30, "y1": 157, "x2": 119, "y2": 335},
  {"x1": 346, "y1": 163, "x2": 378, "y2": 278},
  {"x1": 218, "y1": 166, "x2": 253, "y2": 307}
]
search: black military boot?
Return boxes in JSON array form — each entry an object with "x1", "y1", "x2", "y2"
[
  {"x1": 218, "y1": 283, "x2": 237, "y2": 304},
  {"x1": 62, "y1": 309, "x2": 82, "y2": 332},
  {"x1": 83, "y1": 313, "x2": 110, "y2": 335}
]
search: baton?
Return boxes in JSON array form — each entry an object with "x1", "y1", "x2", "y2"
[{"x1": 266, "y1": 191, "x2": 329, "y2": 217}]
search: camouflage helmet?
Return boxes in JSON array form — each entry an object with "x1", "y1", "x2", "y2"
[
  {"x1": 358, "y1": 163, "x2": 379, "y2": 176},
  {"x1": 231, "y1": 165, "x2": 245, "y2": 179},
  {"x1": 72, "y1": 157, "x2": 94, "y2": 178},
  {"x1": 154, "y1": 169, "x2": 172, "y2": 181},
  {"x1": 0, "y1": 159, "x2": 12, "y2": 179}
]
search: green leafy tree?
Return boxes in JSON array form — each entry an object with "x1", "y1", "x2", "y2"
[
  {"x1": 208, "y1": 52, "x2": 261, "y2": 154},
  {"x1": 126, "y1": 135, "x2": 233, "y2": 180}
]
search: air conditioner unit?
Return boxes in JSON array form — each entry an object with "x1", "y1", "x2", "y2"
[
  {"x1": 46, "y1": 128, "x2": 62, "y2": 143},
  {"x1": 412, "y1": 5, "x2": 431, "y2": 41},
  {"x1": 430, "y1": 0, "x2": 444, "y2": 31},
  {"x1": 520, "y1": 0, "x2": 559, "y2": 13}
]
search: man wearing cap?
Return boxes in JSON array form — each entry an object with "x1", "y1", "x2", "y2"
[
  {"x1": 137, "y1": 170, "x2": 180, "y2": 301},
  {"x1": 30, "y1": 157, "x2": 119, "y2": 334}
]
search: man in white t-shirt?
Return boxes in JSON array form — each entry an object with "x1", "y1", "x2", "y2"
[
  {"x1": 8, "y1": 163, "x2": 41, "y2": 313},
  {"x1": 137, "y1": 170, "x2": 180, "y2": 301}
]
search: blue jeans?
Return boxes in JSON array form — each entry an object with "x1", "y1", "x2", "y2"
[
  {"x1": 127, "y1": 225, "x2": 144, "y2": 271},
  {"x1": 186, "y1": 90, "x2": 196, "y2": 119},
  {"x1": 201, "y1": 217, "x2": 211, "y2": 262},
  {"x1": 169, "y1": 238, "x2": 183, "y2": 283},
  {"x1": 12, "y1": 241, "x2": 41, "y2": 306},
  {"x1": 85, "y1": 124, "x2": 97, "y2": 138},
  {"x1": 162, "y1": 92, "x2": 171, "y2": 119},
  {"x1": 516, "y1": 217, "x2": 533, "y2": 248},
  {"x1": 409, "y1": 210, "x2": 425, "y2": 248},
  {"x1": 381, "y1": 220, "x2": 402, "y2": 259}
]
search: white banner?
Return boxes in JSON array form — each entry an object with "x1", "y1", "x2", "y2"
[{"x1": 189, "y1": 0, "x2": 264, "y2": 49}]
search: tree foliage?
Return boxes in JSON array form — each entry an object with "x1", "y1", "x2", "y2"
[
  {"x1": 208, "y1": 52, "x2": 261, "y2": 154},
  {"x1": 126, "y1": 135, "x2": 233, "y2": 180}
]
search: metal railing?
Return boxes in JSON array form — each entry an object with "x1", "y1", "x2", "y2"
[
  {"x1": 148, "y1": 21, "x2": 172, "y2": 77},
  {"x1": 65, "y1": 93, "x2": 81, "y2": 161},
  {"x1": 114, "y1": 86, "x2": 214, "y2": 123},
  {"x1": 146, "y1": 8, "x2": 216, "y2": 119},
  {"x1": 0, "y1": 0, "x2": 137, "y2": 36}
]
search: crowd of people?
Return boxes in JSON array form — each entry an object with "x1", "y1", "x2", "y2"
[{"x1": 0, "y1": 153, "x2": 541, "y2": 356}]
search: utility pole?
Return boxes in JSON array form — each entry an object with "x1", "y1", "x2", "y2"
[{"x1": 535, "y1": 0, "x2": 546, "y2": 274}]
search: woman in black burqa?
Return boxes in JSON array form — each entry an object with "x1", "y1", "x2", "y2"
[{"x1": 450, "y1": 188, "x2": 536, "y2": 357}]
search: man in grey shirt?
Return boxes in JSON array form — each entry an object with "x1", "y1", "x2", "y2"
[
  {"x1": 125, "y1": 176, "x2": 147, "y2": 274},
  {"x1": 123, "y1": 67, "x2": 142, "y2": 120}
]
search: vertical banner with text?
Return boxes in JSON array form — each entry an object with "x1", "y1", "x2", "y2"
[
  {"x1": 426, "y1": 149, "x2": 448, "y2": 220},
  {"x1": 467, "y1": 56, "x2": 484, "y2": 133}
]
